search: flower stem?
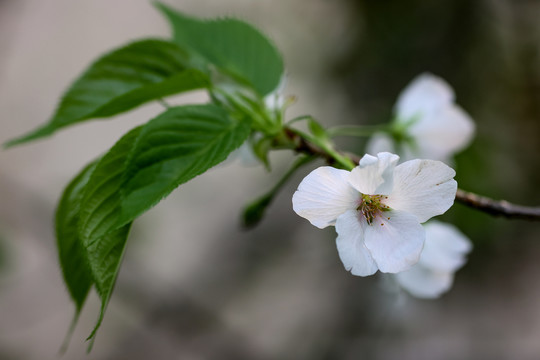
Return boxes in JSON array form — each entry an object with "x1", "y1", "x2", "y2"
[
  {"x1": 284, "y1": 126, "x2": 355, "y2": 170},
  {"x1": 327, "y1": 124, "x2": 390, "y2": 137}
]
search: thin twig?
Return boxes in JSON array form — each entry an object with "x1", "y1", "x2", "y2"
[
  {"x1": 282, "y1": 127, "x2": 337, "y2": 166},
  {"x1": 455, "y1": 189, "x2": 540, "y2": 221}
]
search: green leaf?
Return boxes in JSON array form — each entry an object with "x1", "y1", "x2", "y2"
[
  {"x1": 78, "y1": 126, "x2": 142, "y2": 246},
  {"x1": 56, "y1": 161, "x2": 99, "y2": 353},
  {"x1": 79, "y1": 104, "x2": 251, "y2": 243},
  {"x1": 85, "y1": 223, "x2": 132, "y2": 350},
  {"x1": 60, "y1": 130, "x2": 137, "y2": 348},
  {"x1": 56, "y1": 159, "x2": 133, "y2": 350},
  {"x1": 6, "y1": 39, "x2": 210, "y2": 147},
  {"x1": 156, "y1": 3, "x2": 284, "y2": 96},
  {"x1": 56, "y1": 161, "x2": 97, "y2": 313}
]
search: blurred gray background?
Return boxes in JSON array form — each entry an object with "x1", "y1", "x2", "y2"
[{"x1": 0, "y1": 0, "x2": 539, "y2": 359}]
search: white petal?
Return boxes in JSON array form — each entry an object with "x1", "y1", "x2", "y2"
[
  {"x1": 425, "y1": 221, "x2": 472, "y2": 253},
  {"x1": 363, "y1": 210, "x2": 425, "y2": 273},
  {"x1": 410, "y1": 104, "x2": 475, "y2": 161},
  {"x1": 348, "y1": 152, "x2": 399, "y2": 195},
  {"x1": 419, "y1": 221, "x2": 472, "y2": 272},
  {"x1": 394, "y1": 265, "x2": 454, "y2": 299},
  {"x1": 359, "y1": 153, "x2": 378, "y2": 166},
  {"x1": 366, "y1": 132, "x2": 395, "y2": 156},
  {"x1": 335, "y1": 210, "x2": 378, "y2": 276},
  {"x1": 292, "y1": 166, "x2": 358, "y2": 228},
  {"x1": 385, "y1": 159, "x2": 457, "y2": 223},
  {"x1": 395, "y1": 73, "x2": 455, "y2": 121}
]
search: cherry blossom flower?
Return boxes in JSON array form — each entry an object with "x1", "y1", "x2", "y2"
[
  {"x1": 292, "y1": 152, "x2": 457, "y2": 276},
  {"x1": 367, "y1": 73, "x2": 475, "y2": 162},
  {"x1": 393, "y1": 221, "x2": 472, "y2": 298}
]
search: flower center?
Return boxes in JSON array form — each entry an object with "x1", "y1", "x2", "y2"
[{"x1": 357, "y1": 194, "x2": 390, "y2": 225}]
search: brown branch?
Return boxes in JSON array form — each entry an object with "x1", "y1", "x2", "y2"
[
  {"x1": 455, "y1": 189, "x2": 540, "y2": 221},
  {"x1": 281, "y1": 127, "x2": 337, "y2": 165},
  {"x1": 282, "y1": 126, "x2": 540, "y2": 221}
]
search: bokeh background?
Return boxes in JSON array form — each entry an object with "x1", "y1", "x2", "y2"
[{"x1": 0, "y1": 0, "x2": 539, "y2": 359}]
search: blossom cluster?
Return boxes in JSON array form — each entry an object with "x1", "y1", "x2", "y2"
[{"x1": 292, "y1": 74, "x2": 474, "y2": 299}]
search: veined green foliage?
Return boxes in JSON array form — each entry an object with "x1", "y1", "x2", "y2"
[
  {"x1": 11, "y1": 4, "x2": 287, "y2": 348},
  {"x1": 5, "y1": 39, "x2": 210, "y2": 147},
  {"x1": 56, "y1": 161, "x2": 97, "y2": 312},
  {"x1": 79, "y1": 104, "x2": 251, "y2": 243},
  {"x1": 156, "y1": 2, "x2": 284, "y2": 96},
  {"x1": 78, "y1": 127, "x2": 142, "y2": 247},
  {"x1": 56, "y1": 153, "x2": 135, "y2": 348},
  {"x1": 85, "y1": 223, "x2": 132, "y2": 349},
  {"x1": 73, "y1": 130, "x2": 136, "y2": 345}
]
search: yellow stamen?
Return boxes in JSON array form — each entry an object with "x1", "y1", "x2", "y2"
[{"x1": 356, "y1": 194, "x2": 391, "y2": 225}]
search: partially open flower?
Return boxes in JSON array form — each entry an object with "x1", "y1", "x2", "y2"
[
  {"x1": 393, "y1": 221, "x2": 472, "y2": 298},
  {"x1": 292, "y1": 152, "x2": 457, "y2": 276},
  {"x1": 367, "y1": 73, "x2": 475, "y2": 162}
]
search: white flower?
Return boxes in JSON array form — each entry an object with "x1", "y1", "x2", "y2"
[
  {"x1": 393, "y1": 221, "x2": 472, "y2": 298},
  {"x1": 292, "y1": 152, "x2": 457, "y2": 276},
  {"x1": 367, "y1": 73, "x2": 475, "y2": 162}
]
